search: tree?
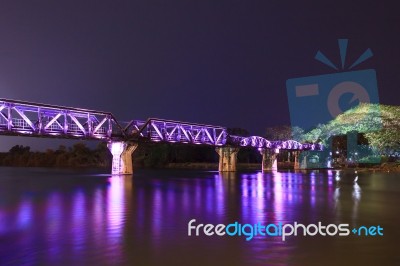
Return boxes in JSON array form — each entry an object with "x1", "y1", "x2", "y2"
[
  {"x1": 302, "y1": 103, "x2": 400, "y2": 155},
  {"x1": 265, "y1": 125, "x2": 304, "y2": 141},
  {"x1": 9, "y1": 145, "x2": 30, "y2": 154}
]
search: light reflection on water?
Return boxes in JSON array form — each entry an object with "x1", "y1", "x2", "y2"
[{"x1": 0, "y1": 168, "x2": 399, "y2": 265}]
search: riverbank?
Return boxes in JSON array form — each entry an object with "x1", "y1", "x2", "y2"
[
  {"x1": 1, "y1": 163, "x2": 398, "y2": 172},
  {"x1": 164, "y1": 162, "x2": 400, "y2": 172},
  {"x1": 164, "y1": 163, "x2": 261, "y2": 170},
  {"x1": 352, "y1": 162, "x2": 400, "y2": 173},
  {"x1": 164, "y1": 162, "x2": 301, "y2": 170}
]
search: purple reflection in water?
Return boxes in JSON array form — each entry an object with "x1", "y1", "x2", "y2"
[
  {"x1": 272, "y1": 172, "x2": 285, "y2": 222},
  {"x1": 205, "y1": 181, "x2": 214, "y2": 213},
  {"x1": 256, "y1": 173, "x2": 266, "y2": 221},
  {"x1": 107, "y1": 177, "x2": 125, "y2": 247},
  {"x1": 0, "y1": 209, "x2": 6, "y2": 235},
  {"x1": 1, "y1": 168, "x2": 397, "y2": 265},
  {"x1": 92, "y1": 188, "x2": 106, "y2": 249},
  {"x1": 214, "y1": 174, "x2": 225, "y2": 219},
  {"x1": 72, "y1": 190, "x2": 86, "y2": 253},
  {"x1": 46, "y1": 193, "x2": 62, "y2": 259},
  {"x1": 239, "y1": 171, "x2": 338, "y2": 227},
  {"x1": 310, "y1": 172, "x2": 316, "y2": 207},
  {"x1": 17, "y1": 198, "x2": 33, "y2": 230},
  {"x1": 152, "y1": 186, "x2": 162, "y2": 238}
]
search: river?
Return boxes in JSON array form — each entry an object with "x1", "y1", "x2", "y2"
[{"x1": 0, "y1": 167, "x2": 399, "y2": 265}]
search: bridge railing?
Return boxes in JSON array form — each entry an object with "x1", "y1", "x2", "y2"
[{"x1": 0, "y1": 99, "x2": 124, "y2": 140}]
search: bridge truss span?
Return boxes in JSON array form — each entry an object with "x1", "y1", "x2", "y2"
[
  {"x1": 229, "y1": 136, "x2": 322, "y2": 151},
  {"x1": 229, "y1": 135, "x2": 272, "y2": 149},
  {"x1": 272, "y1": 140, "x2": 323, "y2": 151},
  {"x1": 0, "y1": 99, "x2": 123, "y2": 140},
  {"x1": 126, "y1": 118, "x2": 228, "y2": 146},
  {"x1": 0, "y1": 98, "x2": 324, "y2": 174}
]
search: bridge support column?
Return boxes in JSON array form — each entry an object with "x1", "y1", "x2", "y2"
[
  {"x1": 299, "y1": 151, "x2": 309, "y2": 169},
  {"x1": 107, "y1": 141, "x2": 138, "y2": 175},
  {"x1": 216, "y1": 147, "x2": 240, "y2": 172},
  {"x1": 260, "y1": 148, "x2": 278, "y2": 171},
  {"x1": 293, "y1": 151, "x2": 300, "y2": 170}
]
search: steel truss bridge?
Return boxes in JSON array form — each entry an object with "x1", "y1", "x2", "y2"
[{"x1": 0, "y1": 98, "x2": 322, "y2": 151}]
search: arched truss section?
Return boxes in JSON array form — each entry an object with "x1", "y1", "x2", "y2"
[
  {"x1": 273, "y1": 140, "x2": 303, "y2": 150},
  {"x1": 301, "y1": 142, "x2": 323, "y2": 151},
  {"x1": 272, "y1": 140, "x2": 323, "y2": 150},
  {"x1": 229, "y1": 136, "x2": 323, "y2": 150},
  {"x1": 239, "y1": 136, "x2": 272, "y2": 149}
]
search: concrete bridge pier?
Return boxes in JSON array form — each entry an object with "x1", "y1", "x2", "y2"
[
  {"x1": 260, "y1": 148, "x2": 278, "y2": 171},
  {"x1": 216, "y1": 147, "x2": 240, "y2": 172},
  {"x1": 108, "y1": 141, "x2": 138, "y2": 175},
  {"x1": 293, "y1": 151, "x2": 300, "y2": 170},
  {"x1": 299, "y1": 151, "x2": 309, "y2": 169}
]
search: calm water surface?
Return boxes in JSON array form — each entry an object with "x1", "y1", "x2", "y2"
[{"x1": 0, "y1": 167, "x2": 399, "y2": 265}]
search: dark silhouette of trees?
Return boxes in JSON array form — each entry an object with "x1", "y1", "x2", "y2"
[
  {"x1": 0, "y1": 126, "x2": 265, "y2": 169},
  {"x1": 0, "y1": 142, "x2": 111, "y2": 168}
]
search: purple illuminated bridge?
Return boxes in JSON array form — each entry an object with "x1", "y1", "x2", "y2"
[{"x1": 0, "y1": 98, "x2": 322, "y2": 174}]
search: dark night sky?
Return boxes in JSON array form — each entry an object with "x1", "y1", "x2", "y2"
[{"x1": 1, "y1": 0, "x2": 399, "y2": 151}]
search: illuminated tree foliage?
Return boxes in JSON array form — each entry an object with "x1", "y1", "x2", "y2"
[
  {"x1": 265, "y1": 125, "x2": 304, "y2": 141},
  {"x1": 302, "y1": 103, "x2": 400, "y2": 154}
]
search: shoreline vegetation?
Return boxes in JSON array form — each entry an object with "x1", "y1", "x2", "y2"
[
  {"x1": 0, "y1": 142, "x2": 262, "y2": 170},
  {"x1": 0, "y1": 142, "x2": 399, "y2": 172}
]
